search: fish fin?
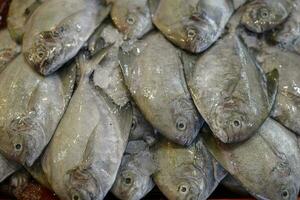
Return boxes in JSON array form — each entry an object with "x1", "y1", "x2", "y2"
[
  {"x1": 88, "y1": 23, "x2": 107, "y2": 55},
  {"x1": 266, "y1": 69, "x2": 279, "y2": 109},
  {"x1": 148, "y1": 0, "x2": 160, "y2": 15},
  {"x1": 180, "y1": 51, "x2": 198, "y2": 85}
]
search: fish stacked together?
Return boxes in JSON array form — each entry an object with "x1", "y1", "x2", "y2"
[{"x1": 0, "y1": 0, "x2": 300, "y2": 200}]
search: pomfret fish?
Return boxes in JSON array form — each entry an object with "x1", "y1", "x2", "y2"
[
  {"x1": 0, "y1": 54, "x2": 76, "y2": 167},
  {"x1": 42, "y1": 47, "x2": 132, "y2": 200},
  {"x1": 153, "y1": 137, "x2": 227, "y2": 200},
  {"x1": 241, "y1": 0, "x2": 293, "y2": 33},
  {"x1": 183, "y1": 34, "x2": 278, "y2": 143},
  {"x1": 107, "y1": 0, "x2": 153, "y2": 40},
  {"x1": 149, "y1": 0, "x2": 234, "y2": 53},
  {"x1": 23, "y1": 0, "x2": 110, "y2": 76},
  {"x1": 119, "y1": 32, "x2": 204, "y2": 146},
  {"x1": 203, "y1": 118, "x2": 300, "y2": 200}
]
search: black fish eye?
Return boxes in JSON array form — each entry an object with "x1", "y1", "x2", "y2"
[
  {"x1": 176, "y1": 118, "x2": 187, "y2": 131},
  {"x1": 127, "y1": 15, "x2": 135, "y2": 25},
  {"x1": 178, "y1": 184, "x2": 189, "y2": 193},
  {"x1": 72, "y1": 194, "x2": 80, "y2": 200},
  {"x1": 233, "y1": 120, "x2": 241, "y2": 127},
  {"x1": 259, "y1": 8, "x2": 270, "y2": 18},
  {"x1": 15, "y1": 143, "x2": 22, "y2": 151},
  {"x1": 124, "y1": 177, "x2": 132, "y2": 185},
  {"x1": 187, "y1": 28, "x2": 197, "y2": 39},
  {"x1": 281, "y1": 190, "x2": 289, "y2": 199}
]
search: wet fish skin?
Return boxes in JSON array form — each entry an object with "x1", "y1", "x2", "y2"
[
  {"x1": 7, "y1": 0, "x2": 45, "y2": 43},
  {"x1": 153, "y1": 137, "x2": 227, "y2": 200},
  {"x1": 0, "y1": 29, "x2": 21, "y2": 73},
  {"x1": 107, "y1": 0, "x2": 153, "y2": 40},
  {"x1": 221, "y1": 175, "x2": 249, "y2": 196},
  {"x1": 0, "y1": 154, "x2": 21, "y2": 183},
  {"x1": 119, "y1": 32, "x2": 204, "y2": 146},
  {"x1": 89, "y1": 22, "x2": 131, "y2": 107},
  {"x1": 23, "y1": 0, "x2": 110, "y2": 76},
  {"x1": 111, "y1": 141, "x2": 156, "y2": 200},
  {"x1": 150, "y1": 0, "x2": 234, "y2": 53},
  {"x1": 274, "y1": 1, "x2": 300, "y2": 54},
  {"x1": 203, "y1": 118, "x2": 300, "y2": 200},
  {"x1": 241, "y1": 0, "x2": 293, "y2": 33},
  {"x1": 183, "y1": 34, "x2": 278, "y2": 143},
  {"x1": 0, "y1": 55, "x2": 76, "y2": 167}
]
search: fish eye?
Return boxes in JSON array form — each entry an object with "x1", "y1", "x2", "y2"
[
  {"x1": 127, "y1": 15, "x2": 136, "y2": 25},
  {"x1": 259, "y1": 8, "x2": 270, "y2": 19},
  {"x1": 178, "y1": 184, "x2": 189, "y2": 194},
  {"x1": 281, "y1": 189, "x2": 289, "y2": 199},
  {"x1": 233, "y1": 120, "x2": 241, "y2": 127},
  {"x1": 15, "y1": 143, "x2": 22, "y2": 151},
  {"x1": 125, "y1": 177, "x2": 132, "y2": 184},
  {"x1": 187, "y1": 28, "x2": 197, "y2": 39},
  {"x1": 176, "y1": 117, "x2": 188, "y2": 131}
]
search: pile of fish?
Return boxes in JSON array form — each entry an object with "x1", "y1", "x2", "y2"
[{"x1": 1, "y1": 0, "x2": 300, "y2": 199}]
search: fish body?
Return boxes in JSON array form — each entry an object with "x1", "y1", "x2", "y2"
[
  {"x1": 153, "y1": 137, "x2": 227, "y2": 200},
  {"x1": 119, "y1": 32, "x2": 203, "y2": 146},
  {"x1": 0, "y1": 154, "x2": 21, "y2": 183},
  {"x1": 183, "y1": 34, "x2": 277, "y2": 143},
  {"x1": 0, "y1": 54, "x2": 76, "y2": 167},
  {"x1": 23, "y1": 0, "x2": 110, "y2": 75},
  {"x1": 203, "y1": 118, "x2": 300, "y2": 200}
]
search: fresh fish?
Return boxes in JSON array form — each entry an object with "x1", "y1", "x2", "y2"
[
  {"x1": 7, "y1": 0, "x2": 45, "y2": 43},
  {"x1": 257, "y1": 47, "x2": 300, "y2": 136},
  {"x1": 111, "y1": 140, "x2": 156, "y2": 200},
  {"x1": 183, "y1": 34, "x2": 278, "y2": 143},
  {"x1": 0, "y1": 154, "x2": 21, "y2": 183},
  {"x1": 241, "y1": 0, "x2": 293, "y2": 33},
  {"x1": 203, "y1": 118, "x2": 300, "y2": 200},
  {"x1": 107, "y1": 0, "x2": 153, "y2": 40},
  {"x1": 119, "y1": 32, "x2": 204, "y2": 146},
  {"x1": 0, "y1": 29, "x2": 21, "y2": 73},
  {"x1": 153, "y1": 137, "x2": 227, "y2": 200},
  {"x1": 221, "y1": 175, "x2": 249, "y2": 196},
  {"x1": 23, "y1": 0, "x2": 110, "y2": 76},
  {"x1": 42, "y1": 48, "x2": 132, "y2": 200},
  {"x1": 89, "y1": 22, "x2": 131, "y2": 107},
  {"x1": 25, "y1": 159, "x2": 51, "y2": 189},
  {"x1": 149, "y1": 0, "x2": 234, "y2": 53},
  {"x1": 0, "y1": 54, "x2": 76, "y2": 167},
  {"x1": 274, "y1": 0, "x2": 300, "y2": 54}
]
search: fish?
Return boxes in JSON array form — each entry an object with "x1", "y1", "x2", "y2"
[
  {"x1": 221, "y1": 175, "x2": 249, "y2": 196},
  {"x1": 274, "y1": 0, "x2": 300, "y2": 54},
  {"x1": 0, "y1": 154, "x2": 21, "y2": 183},
  {"x1": 241, "y1": 0, "x2": 293, "y2": 33},
  {"x1": 0, "y1": 54, "x2": 76, "y2": 167},
  {"x1": 42, "y1": 47, "x2": 132, "y2": 200},
  {"x1": 153, "y1": 137, "x2": 227, "y2": 200},
  {"x1": 25, "y1": 158, "x2": 51, "y2": 189},
  {"x1": 119, "y1": 32, "x2": 204, "y2": 146},
  {"x1": 0, "y1": 29, "x2": 21, "y2": 73},
  {"x1": 106, "y1": 0, "x2": 153, "y2": 40},
  {"x1": 23, "y1": 0, "x2": 111, "y2": 76},
  {"x1": 183, "y1": 34, "x2": 278, "y2": 143},
  {"x1": 149, "y1": 0, "x2": 234, "y2": 53},
  {"x1": 257, "y1": 46, "x2": 300, "y2": 136},
  {"x1": 5, "y1": 169, "x2": 31, "y2": 197},
  {"x1": 111, "y1": 140, "x2": 156, "y2": 200},
  {"x1": 203, "y1": 118, "x2": 300, "y2": 200},
  {"x1": 7, "y1": 0, "x2": 45, "y2": 43},
  {"x1": 89, "y1": 22, "x2": 131, "y2": 107}
]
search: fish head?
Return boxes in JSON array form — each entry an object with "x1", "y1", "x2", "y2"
[
  {"x1": 24, "y1": 30, "x2": 63, "y2": 76},
  {"x1": 211, "y1": 102, "x2": 255, "y2": 143},
  {"x1": 3, "y1": 115, "x2": 45, "y2": 166},
  {"x1": 112, "y1": 169, "x2": 154, "y2": 200},
  {"x1": 183, "y1": 13, "x2": 219, "y2": 53},
  {"x1": 66, "y1": 168, "x2": 101, "y2": 200},
  {"x1": 111, "y1": 1, "x2": 152, "y2": 40},
  {"x1": 241, "y1": 1, "x2": 290, "y2": 33},
  {"x1": 170, "y1": 97, "x2": 203, "y2": 146}
]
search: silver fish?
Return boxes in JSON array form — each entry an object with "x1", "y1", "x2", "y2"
[
  {"x1": 153, "y1": 137, "x2": 227, "y2": 200},
  {"x1": 119, "y1": 32, "x2": 204, "y2": 146},
  {"x1": 23, "y1": 0, "x2": 110, "y2": 76},
  {"x1": 0, "y1": 54, "x2": 76, "y2": 167},
  {"x1": 241, "y1": 0, "x2": 293, "y2": 33},
  {"x1": 106, "y1": 0, "x2": 153, "y2": 40},
  {"x1": 204, "y1": 118, "x2": 300, "y2": 200},
  {"x1": 183, "y1": 34, "x2": 278, "y2": 143},
  {"x1": 111, "y1": 140, "x2": 156, "y2": 200},
  {"x1": 0, "y1": 154, "x2": 21, "y2": 183},
  {"x1": 42, "y1": 47, "x2": 132, "y2": 200},
  {"x1": 0, "y1": 29, "x2": 21, "y2": 73},
  {"x1": 7, "y1": 0, "x2": 46, "y2": 43},
  {"x1": 149, "y1": 0, "x2": 234, "y2": 53}
]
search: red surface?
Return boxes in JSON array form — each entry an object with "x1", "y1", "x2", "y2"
[
  {"x1": 0, "y1": 0, "x2": 11, "y2": 29},
  {"x1": 14, "y1": 183, "x2": 58, "y2": 200}
]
